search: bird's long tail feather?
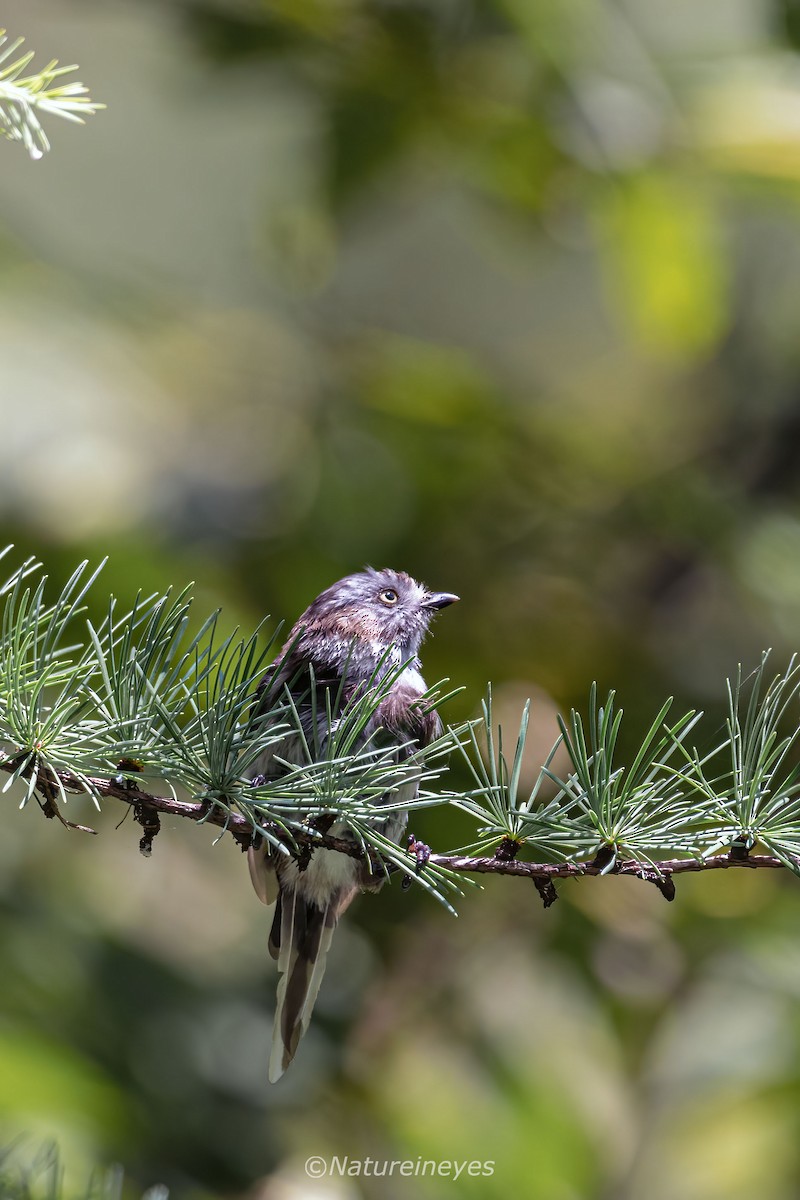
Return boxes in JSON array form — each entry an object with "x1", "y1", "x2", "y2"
[{"x1": 269, "y1": 887, "x2": 352, "y2": 1082}]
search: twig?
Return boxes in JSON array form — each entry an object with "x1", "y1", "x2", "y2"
[
  {"x1": 2, "y1": 753, "x2": 797, "y2": 886},
  {"x1": 429, "y1": 852, "x2": 790, "y2": 879}
]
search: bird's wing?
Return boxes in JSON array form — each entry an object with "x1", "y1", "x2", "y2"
[
  {"x1": 247, "y1": 845, "x2": 279, "y2": 906},
  {"x1": 247, "y1": 661, "x2": 317, "y2": 907},
  {"x1": 246, "y1": 724, "x2": 296, "y2": 910}
]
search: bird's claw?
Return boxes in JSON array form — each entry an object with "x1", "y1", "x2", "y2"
[
  {"x1": 407, "y1": 834, "x2": 431, "y2": 873},
  {"x1": 401, "y1": 836, "x2": 431, "y2": 890},
  {"x1": 114, "y1": 758, "x2": 144, "y2": 791}
]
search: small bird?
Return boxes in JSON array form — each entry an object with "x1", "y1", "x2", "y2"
[{"x1": 247, "y1": 567, "x2": 458, "y2": 1081}]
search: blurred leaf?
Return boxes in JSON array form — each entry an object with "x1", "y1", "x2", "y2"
[
  {"x1": 596, "y1": 173, "x2": 730, "y2": 359},
  {"x1": 0, "y1": 1027, "x2": 128, "y2": 1137}
]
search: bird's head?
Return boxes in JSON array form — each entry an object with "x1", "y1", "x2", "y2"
[{"x1": 299, "y1": 567, "x2": 459, "y2": 664}]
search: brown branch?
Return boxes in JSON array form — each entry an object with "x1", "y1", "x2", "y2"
[
  {"x1": 427, "y1": 851, "x2": 789, "y2": 879},
  {"x1": 3, "y1": 755, "x2": 797, "y2": 886}
]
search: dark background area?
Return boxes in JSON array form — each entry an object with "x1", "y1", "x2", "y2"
[{"x1": 3, "y1": 1, "x2": 800, "y2": 1197}]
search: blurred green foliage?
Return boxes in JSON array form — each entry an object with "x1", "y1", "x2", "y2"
[{"x1": 5, "y1": 0, "x2": 800, "y2": 1196}]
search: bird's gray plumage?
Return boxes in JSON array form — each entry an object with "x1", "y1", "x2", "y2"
[{"x1": 247, "y1": 567, "x2": 458, "y2": 1081}]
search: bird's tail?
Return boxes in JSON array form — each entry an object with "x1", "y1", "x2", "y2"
[{"x1": 268, "y1": 885, "x2": 355, "y2": 1082}]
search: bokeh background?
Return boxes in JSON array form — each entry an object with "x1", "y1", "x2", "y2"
[{"x1": 4, "y1": 0, "x2": 800, "y2": 1196}]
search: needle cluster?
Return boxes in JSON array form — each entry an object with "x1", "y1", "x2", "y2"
[{"x1": 2, "y1": 548, "x2": 799, "y2": 911}]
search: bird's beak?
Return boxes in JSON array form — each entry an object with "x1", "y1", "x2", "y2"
[{"x1": 424, "y1": 591, "x2": 460, "y2": 609}]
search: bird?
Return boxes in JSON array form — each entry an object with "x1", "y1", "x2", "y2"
[{"x1": 246, "y1": 567, "x2": 458, "y2": 1081}]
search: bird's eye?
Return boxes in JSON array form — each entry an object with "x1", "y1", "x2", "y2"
[{"x1": 380, "y1": 588, "x2": 398, "y2": 605}]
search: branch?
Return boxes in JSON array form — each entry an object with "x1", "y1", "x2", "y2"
[
  {"x1": 3, "y1": 754, "x2": 794, "y2": 894},
  {"x1": 0, "y1": 757, "x2": 257, "y2": 852},
  {"x1": 2, "y1": 551, "x2": 799, "y2": 913},
  {"x1": 430, "y1": 851, "x2": 789, "y2": 879},
  {"x1": 0, "y1": 29, "x2": 104, "y2": 159}
]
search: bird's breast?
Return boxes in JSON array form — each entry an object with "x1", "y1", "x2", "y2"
[{"x1": 398, "y1": 664, "x2": 426, "y2": 694}]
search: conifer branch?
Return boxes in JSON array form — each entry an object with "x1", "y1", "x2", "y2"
[
  {"x1": 1, "y1": 751, "x2": 794, "y2": 899},
  {"x1": 2, "y1": 547, "x2": 800, "y2": 914},
  {"x1": 0, "y1": 30, "x2": 103, "y2": 159}
]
